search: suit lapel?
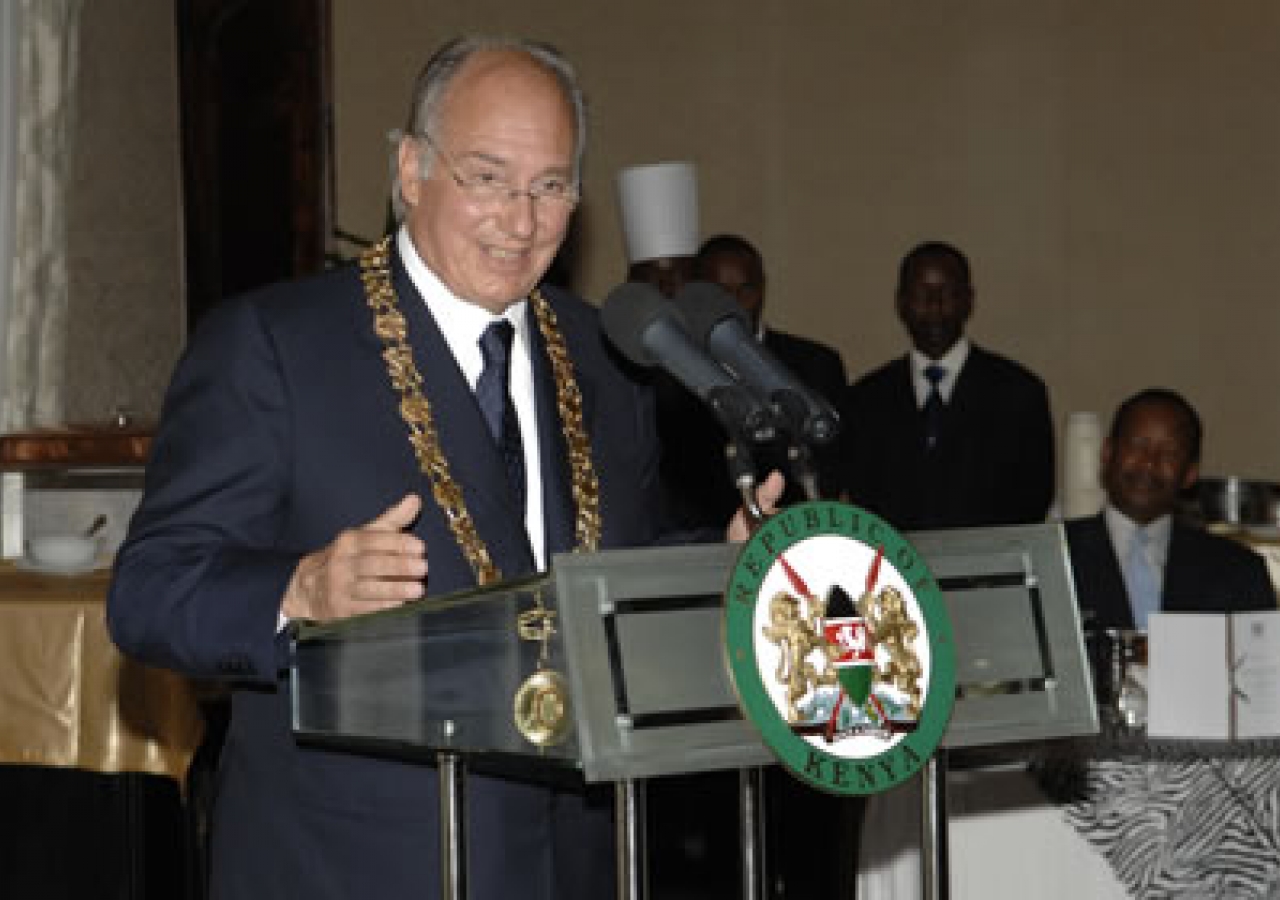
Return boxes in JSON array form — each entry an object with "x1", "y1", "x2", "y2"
[
  {"x1": 1073, "y1": 515, "x2": 1136, "y2": 629},
  {"x1": 941, "y1": 346, "x2": 988, "y2": 440},
  {"x1": 1163, "y1": 524, "x2": 1205, "y2": 612},
  {"x1": 889, "y1": 357, "x2": 928, "y2": 450},
  {"x1": 524, "y1": 300, "x2": 576, "y2": 563},
  {"x1": 944, "y1": 349, "x2": 975, "y2": 422},
  {"x1": 528, "y1": 298, "x2": 584, "y2": 559}
]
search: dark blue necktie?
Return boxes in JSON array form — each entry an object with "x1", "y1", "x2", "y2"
[
  {"x1": 476, "y1": 320, "x2": 526, "y2": 513},
  {"x1": 922, "y1": 363, "x2": 947, "y2": 450}
]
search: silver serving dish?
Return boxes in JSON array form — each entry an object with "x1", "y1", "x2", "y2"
[{"x1": 1185, "y1": 476, "x2": 1280, "y2": 528}]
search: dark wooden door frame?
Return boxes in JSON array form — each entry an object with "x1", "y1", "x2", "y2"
[{"x1": 176, "y1": 0, "x2": 332, "y2": 329}]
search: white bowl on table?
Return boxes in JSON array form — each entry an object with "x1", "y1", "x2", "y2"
[{"x1": 25, "y1": 534, "x2": 101, "y2": 572}]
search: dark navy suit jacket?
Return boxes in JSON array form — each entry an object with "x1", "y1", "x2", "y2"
[
  {"x1": 836, "y1": 345, "x2": 1054, "y2": 531},
  {"x1": 1065, "y1": 513, "x2": 1276, "y2": 629},
  {"x1": 107, "y1": 250, "x2": 663, "y2": 900}
]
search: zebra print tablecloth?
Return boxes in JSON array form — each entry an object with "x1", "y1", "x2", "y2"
[{"x1": 1055, "y1": 755, "x2": 1280, "y2": 898}]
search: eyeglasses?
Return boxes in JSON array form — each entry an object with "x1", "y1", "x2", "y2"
[{"x1": 416, "y1": 132, "x2": 580, "y2": 211}]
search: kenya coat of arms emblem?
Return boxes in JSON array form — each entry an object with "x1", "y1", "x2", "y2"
[{"x1": 725, "y1": 501, "x2": 956, "y2": 796}]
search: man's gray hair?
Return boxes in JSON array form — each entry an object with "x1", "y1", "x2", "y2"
[{"x1": 389, "y1": 35, "x2": 588, "y2": 222}]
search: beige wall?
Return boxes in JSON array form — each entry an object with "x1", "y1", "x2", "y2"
[
  {"x1": 66, "y1": 1, "x2": 1280, "y2": 489},
  {"x1": 331, "y1": 0, "x2": 1280, "y2": 489},
  {"x1": 65, "y1": 0, "x2": 184, "y2": 426}
]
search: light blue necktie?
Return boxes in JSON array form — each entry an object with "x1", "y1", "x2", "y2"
[{"x1": 1123, "y1": 526, "x2": 1161, "y2": 630}]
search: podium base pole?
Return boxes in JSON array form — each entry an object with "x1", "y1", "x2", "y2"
[
  {"x1": 439, "y1": 751, "x2": 466, "y2": 900},
  {"x1": 921, "y1": 751, "x2": 949, "y2": 900},
  {"x1": 739, "y1": 766, "x2": 767, "y2": 900},
  {"x1": 616, "y1": 778, "x2": 647, "y2": 900}
]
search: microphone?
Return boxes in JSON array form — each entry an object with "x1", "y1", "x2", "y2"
[
  {"x1": 600, "y1": 282, "x2": 776, "y2": 442},
  {"x1": 676, "y1": 281, "x2": 841, "y2": 446}
]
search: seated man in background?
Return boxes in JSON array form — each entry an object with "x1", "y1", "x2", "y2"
[
  {"x1": 1066, "y1": 387, "x2": 1276, "y2": 629},
  {"x1": 857, "y1": 389, "x2": 1277, "y2": 900},
  {"x1": 837, "y1": 240, "x2": 1054, "y2": 530},
  {"x1": 659, "y1": 233, "x2": 847, "y2": 528}
]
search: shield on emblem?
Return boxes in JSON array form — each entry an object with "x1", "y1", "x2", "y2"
[{"x1": 824, "y1": 585, "x2": 875, "y2": 705}]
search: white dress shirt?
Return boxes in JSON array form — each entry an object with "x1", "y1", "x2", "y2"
[
  {"x1": 909, "y1": 338, "x2": 970, "y2": 408},
  {"x1": 398, "y1": 228, "x2": 547, "y2": 569}
]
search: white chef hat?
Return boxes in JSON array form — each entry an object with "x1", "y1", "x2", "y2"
[{"x1": 615, "y1": 161, "x2": 699, "y2": 264}]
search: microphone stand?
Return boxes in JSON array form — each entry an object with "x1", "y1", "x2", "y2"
[
  {"x1": 786, "y1": 441, "x2": 822, "y2": 502},
  {"x1": 771, "y1": 389, "x2": 837, "y2": 503},
  {"x1": 727, "y1": 437, "x2": 765, "y2": 532},
  {"x1": 720, "y1": 386, "x2": 839, "y2": 524},
  {"x1": 712, "y1": 387, "x2": 775, "y2": 900},
  {"x1": 706, "y1": 384, "x2": 776, "y2": 533},
  {"x1": 710, "y1": 384, "x2": 842, "y2": 900}
]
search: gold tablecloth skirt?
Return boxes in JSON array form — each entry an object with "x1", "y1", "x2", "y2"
[{"x1": 0, "y1": 562, "x2": 203, "y2": 782}]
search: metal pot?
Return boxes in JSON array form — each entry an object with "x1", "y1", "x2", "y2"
[{"x1": 1186, "y1": 476, "x2": 1280, "y2": 527}]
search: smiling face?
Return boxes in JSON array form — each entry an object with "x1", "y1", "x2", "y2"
[
  {"x1": 397, "y1": 49, "x2": 578, "y2": 313},
  {"x1": 1102, "y1": 398, "x2": 1200, "y2": 525}
]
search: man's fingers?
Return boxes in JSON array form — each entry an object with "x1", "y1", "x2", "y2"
[
  {"x1": 368, "y1": 493, "x2": 422, "y2": 532},
  {"x1": 353, "y1": 494, "x2": 427, "y2": 593},
  {"x1": 350, "y1": 573, "x2": 425, "y2": 605},
  {"x1": 284, "y1": 495, "x2": 430, "y2": 623},
  {"x1": 345, "y1": 494, "x2": 426, "y2": 561},
  {"x1": 348, "y1": 539, "x2": 428, "y2": 580},
  {"x1": 725, "y1": 471, "x2": 789, "y2": 543},
  {"x1": 758, "y1": 470, "x2": 786, "y2": 513}
]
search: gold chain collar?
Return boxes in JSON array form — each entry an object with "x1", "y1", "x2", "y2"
[{"x1": 359, "y1": 236, "x2": 601, "y2": 586}]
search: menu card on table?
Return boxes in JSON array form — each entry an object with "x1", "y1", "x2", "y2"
[{"x1": 1147, "y1": 610, "x2": 1280, "y2": 740}]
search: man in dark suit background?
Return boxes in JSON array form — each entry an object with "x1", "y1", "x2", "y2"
[
  {"x1": 658, "y1": 233, "x2": 848, "y2": 528},
  {"x1": 107, "y1": 36, "x2": 773, "y2": 900},
  {"x1": 1066, "y1": 388, "x2": 1275, "y2": 630},
  {"x1": 697, "y1": 234, "x2": 847, "y2": 410},
  {"x1": 837, "y1": 240, "x2": 1054, "y2": 530}
]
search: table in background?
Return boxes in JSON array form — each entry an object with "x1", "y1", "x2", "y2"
[{"x1": 0, "y1": 562, "x2": 205, "y2": 899}]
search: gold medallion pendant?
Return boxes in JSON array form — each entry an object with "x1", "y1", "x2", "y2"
[
  {"x1": 515, "y1": 598, "x2": 570, "y2": 747},
  {"x1": 514, "y1": 668, "x2": 571, "y2": 747}
]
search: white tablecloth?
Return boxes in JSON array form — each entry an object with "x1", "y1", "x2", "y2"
[
  {"x1": 859, "y1": 752, "x2": 1280, "y2": 899},
  {"x1": 857, "y1": 767, "x2": 1128, "y2": 900}
]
